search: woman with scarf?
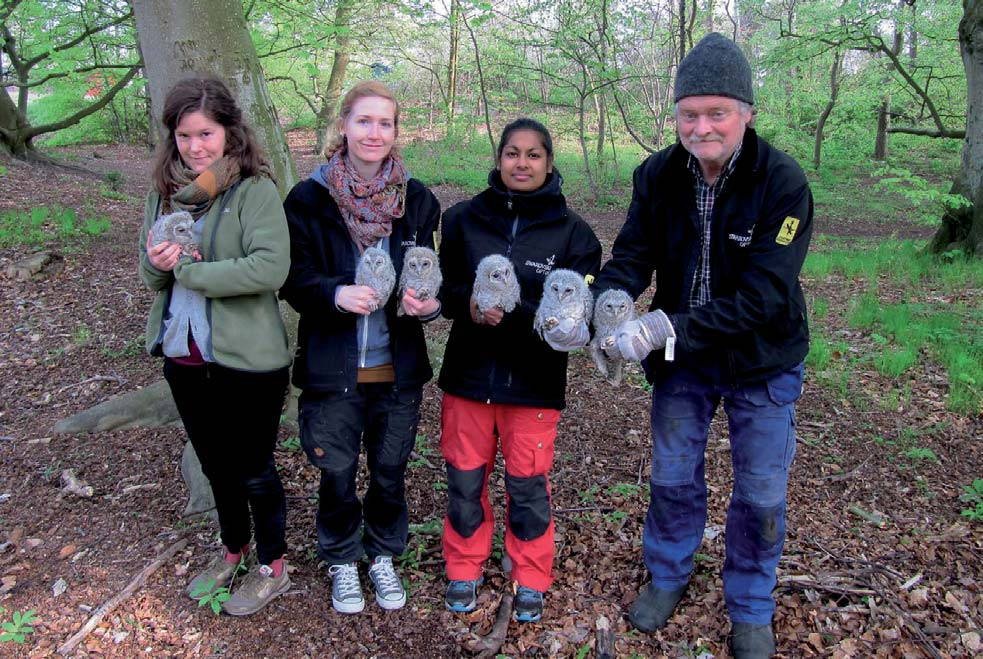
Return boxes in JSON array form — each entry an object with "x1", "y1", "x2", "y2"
[
  {"x1": 139, "y1": 77, "x2": 291, "y2": 616},
  {"x1": 438, "y1": 118, "x2": 602, "y2": 623},
  {"x1": 280, "y1": 81, "x2": 440, "y2": 615}
]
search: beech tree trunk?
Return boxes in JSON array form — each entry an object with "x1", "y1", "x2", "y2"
[
  {"x1": 131, "y1": 0, "x2": 296, "y2": 191},
  {"x1": 314, "y1": 0, "x2": 355, "y2": 154}
]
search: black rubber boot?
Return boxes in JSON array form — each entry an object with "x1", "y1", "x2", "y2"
[
  {"x1": 730, "y1": 622, "x2": 776, "y2": 658},
  {"x1": 627, "y1": 583, "x2": 687, "y2": 632}
]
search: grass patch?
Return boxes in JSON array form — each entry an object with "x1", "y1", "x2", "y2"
[{"x1": 0, "y1": 205, "x2": 111, "y2": 247}]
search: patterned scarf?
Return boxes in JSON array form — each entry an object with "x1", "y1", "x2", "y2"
[
  {"x1": 324, "y1": 148, "x2": 408, "y2": 251},
  {"x1": 164, "y1": 156, "x2": 251, "y2": 218}
]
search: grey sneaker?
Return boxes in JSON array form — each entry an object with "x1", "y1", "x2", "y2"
[
  {"x1": 185, "y1": 553, "x2": 246, "y2": 601},
  {"x1": 222, "y1": 563, "x2": 290, "y2": 616},
  {"x1": 328, "y1": 562, "x2": 365, "y2": 614},
  {"x1": 368, "y1": 556, "x2": 406, "y2": 610}
]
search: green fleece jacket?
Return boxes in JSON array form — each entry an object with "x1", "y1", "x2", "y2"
[{"x1": 139, "y1": 175, "x2": 291, "y2": 372}]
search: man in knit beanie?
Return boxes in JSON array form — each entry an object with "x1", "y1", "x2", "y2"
[{"x1": 591, "y1": 33, "x2": 813, "y2": 658}]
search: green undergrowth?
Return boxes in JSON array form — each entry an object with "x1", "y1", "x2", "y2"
[
  {"x1": 805, "y1": 239, "x2": 983, "y2": 414},
  {"x1": 0, "y1": 205, "x2": 111, "y2": 248}
]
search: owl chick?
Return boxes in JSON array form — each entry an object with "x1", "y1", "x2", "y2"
[
  {"x1": 355, "y1": 246, "x2": 396, "y2": 311},
  {"x1": 533, "y1": 269, "x2": 593, "y2": 338},
  {"x1": 150, "y1": 211, "x2": 197, "y2": 257},
  {"x1": 473, "y1": 254, "x2": 520, "y2": 314},
  {"x1": 589, "y1": 288, "x2": 636, "y2": 385},
  {"x1": 397, "y1": 246, "x2": 442, "y2": 317}
]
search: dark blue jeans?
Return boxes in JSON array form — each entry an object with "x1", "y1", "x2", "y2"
[
  {"x1": 644, "y1": 362, "x2": 803, "y2": 625},
  {"x1": 163, "y1": 359, "x2": 289, "y2": 565},
  {"x1": 299, "y1": 384, "x2": 423, "y2": 564}
]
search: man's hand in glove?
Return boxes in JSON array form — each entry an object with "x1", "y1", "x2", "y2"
[{"x1": 612, "y1": 309, "x2": 675, "y2": 362}]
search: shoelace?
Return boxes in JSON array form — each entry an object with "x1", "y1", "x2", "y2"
[
  {"x1": 329, "y1": 564, "x2": 361, "y2": 600},
  {"x1": 370, "y1": 558, "x2": 401, "y2": 592}
]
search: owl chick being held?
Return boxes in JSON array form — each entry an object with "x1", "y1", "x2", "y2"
[
  {"x1": 397, "y1": 246, "x2": 442, "y2": 317},
  {"x1": 533, "y1": 269, "x2": 593, "y2": 352},
  {"x1": 355, "y1": 246, "x2": 396, "y2": 311},
  {"x1": 150, "y1": 211, "x2": 197, "y2": 257},
  {"x1": 472, "y1": 254, "x2": 520, "y2": 315},
  {"x1": 589, "y1": 288, "x2": 635, "y2": 385}
]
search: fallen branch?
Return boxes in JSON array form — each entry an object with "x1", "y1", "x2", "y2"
[
  {"x1": 57, "y1": 538, "x2": 187, "y2": 656},
  {"x1": 467, "y1": 587, "x2": 515, "y2": 658},
  {"x1": 60, "y1": 469, "x2": 94, "y2": 498}
]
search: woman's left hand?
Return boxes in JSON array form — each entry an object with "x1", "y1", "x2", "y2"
[{"x1": 400, "y1": 288, "x2": 439, "y2": 317}]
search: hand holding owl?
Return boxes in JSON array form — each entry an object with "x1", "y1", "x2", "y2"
[
  {"x1": 338, "y1": 247, "x2": 396, "y2": 315},
  {"x1": 589, "y1": 289, "x2": 635, "y2": 385},
  {"x1": 146, "y1": 211, "x2": 198, "y2": 271},
  {"x1": 471, "y1": 254, "x2": 520, "y2": 326},
  {"x1": 397, "y1": 246, "x2": 442, "y2": 317},
  {"x1": 533, "y1": 269, "x2": 593, "y2": 352}
]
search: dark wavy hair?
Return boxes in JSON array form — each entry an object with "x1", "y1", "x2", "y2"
[
  {"x1": 151, "y1": 76, "x2": 270, "y2": 195},
  {"x1": 496, "y1": 117, "x2": 554, "y2": 164}
]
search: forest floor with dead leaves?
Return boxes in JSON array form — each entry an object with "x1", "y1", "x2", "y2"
[{"x1": 0, "y1": 132, "x2": 980, "y2": 658}]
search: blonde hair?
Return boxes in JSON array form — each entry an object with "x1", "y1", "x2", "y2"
[{"x1": 322, "y1": 81, "x2": 401, "y2": 159}]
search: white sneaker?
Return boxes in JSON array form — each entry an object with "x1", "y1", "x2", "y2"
[
  {"x1": 328, "y1": 562, "x2": 364, "y2": 614},
  {"x1": 368, "y1": 556, "x2": 406, "y2": 610}
]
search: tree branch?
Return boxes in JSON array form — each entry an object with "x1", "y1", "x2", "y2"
[{"x1": 25, "y1": 65, "x2": 140, "y2": 140}]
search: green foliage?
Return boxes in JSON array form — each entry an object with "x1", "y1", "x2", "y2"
[
  {"x1": 960, "y1": 479, "x2": 983, "y2": 523},
  {"x1": 0, "y1": 205, "x2": 111, "y2": 247},
  {"x1": 0, "y1": 608, "x2": 37, "y2": 644},
  {"x1": 279, "y1": 435, "x2": 301, "y2": 452},
  {"x1": 191, "y1": 579, "x2": 231, "y2": 615}
]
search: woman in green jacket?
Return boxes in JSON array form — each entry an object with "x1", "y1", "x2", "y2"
[{"x1": 139, "y1": 77, "x2": 291, "y2": 616}]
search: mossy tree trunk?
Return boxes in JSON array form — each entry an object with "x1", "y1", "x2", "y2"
[{"x1": 928, "y1": 0, "x2": 983, "y2": 257}]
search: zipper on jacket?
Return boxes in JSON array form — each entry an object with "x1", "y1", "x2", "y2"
[{"x1": 505, "y1": 217, "x2": 519, "y2": 258}]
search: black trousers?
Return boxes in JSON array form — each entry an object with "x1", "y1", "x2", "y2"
[
  {"x1": 164, "y1": 359, "x2": 289, "y2": 565},
  {"x1": 299, "y1": 383, "x2": 423, "y2": 564}
]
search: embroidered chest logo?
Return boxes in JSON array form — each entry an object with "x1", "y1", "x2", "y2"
[
  {"x1": 776, "y1": 217, "x2": 799, "y2": 246},
  {"x1": 525, "y1": 253, "x2": 556, "y2": 275},
  {"x1": 401, "y1": 240, "x2": 417, "y2": 247},
  {"x1": 728, "y1": 226, "x2": 754, "y2": 248}
]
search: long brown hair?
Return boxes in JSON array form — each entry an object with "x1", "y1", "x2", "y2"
[
  {"x1": 151, "y1": 76, "x2": 269, "y2": 195},
  {"x1": 322, "y1": 81, "x2": 401, "y2": 159}
]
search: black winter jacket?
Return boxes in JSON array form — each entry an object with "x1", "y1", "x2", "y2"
[
  {"x1": 593, "y1": 129, "x2": 813, "y2": 386},
  {"x1": 280, "y1": 177, "x2": 441, "y2": 392},
  {"x1": 438, "y1": 170, "x2": 602, "y2": 410}
]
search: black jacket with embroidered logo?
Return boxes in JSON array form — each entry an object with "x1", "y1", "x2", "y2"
[
  {"x1": 280, "y1": 177, "x2": 440, "y2": 393},
  {"x1": 438, "y1": 170, "x2": 602, "y2": 410},
  {"x1": 593, "y1": 128, "x2": 813, "y2": 386}
]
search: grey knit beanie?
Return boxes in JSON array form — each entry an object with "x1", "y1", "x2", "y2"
[{"x1": 674, "y1": 32, "x2": 754, "y2": 105}]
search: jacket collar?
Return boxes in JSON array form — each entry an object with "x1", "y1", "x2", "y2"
[{"x1": 471, "y1": 168, "x2": 568, "y2": 224}]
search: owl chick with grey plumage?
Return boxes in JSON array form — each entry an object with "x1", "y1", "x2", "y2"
[
  {"x1": 473, "y1": 254, "x2": 520, "y2": 314},
  {"x1": 397, "y1": 246, "x2": 442, "y2": 317},
  {"x1": 355, "y1": 246, "x2": 396, "y2": 311},
  {"x1": 589, "y1": 288, "x2": 636, "y2": 385},
  {"x1": 150, "y1": 211, "x2": 197, "y2": 257},
  {"x1": 533, "y1": 269, "x2": 593, "y2": 345}
]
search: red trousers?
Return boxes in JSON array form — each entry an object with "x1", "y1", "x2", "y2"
[{"x1": 440, "y1": 392, "x2": 559, "y2": 592}]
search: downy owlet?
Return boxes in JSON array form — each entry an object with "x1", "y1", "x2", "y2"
[
  {"x1": 397, "y1": 246, "x2": 442, "y2": 316},
  {"x1": 355, "y1": 246, "x2": 396, "y2": 311},
  {"x1": 590, "y1": 288, "x2": 636, "y2": 385},
  {"x1": 473, "y1": 254, "x2": 520, "y2": 314}
]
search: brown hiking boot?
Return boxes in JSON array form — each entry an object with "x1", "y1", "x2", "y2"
[
  {"x1": 185, "y1": 553, "x2": 247, "y2": 601},
  {"x1": 221, "y1": 564, "x2": 290, "y2": 616}
]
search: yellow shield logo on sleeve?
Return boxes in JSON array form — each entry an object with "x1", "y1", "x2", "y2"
[
  {"x1": 776, "y1": 217, "x2": 799, "y2": 246},
  {"x1": 584, "y1": 274, "x2": 595, "y2": 286}
]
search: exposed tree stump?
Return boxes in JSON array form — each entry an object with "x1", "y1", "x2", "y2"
[{"x1": 3, "y1": 251, "x2": 64, "y2": 281}]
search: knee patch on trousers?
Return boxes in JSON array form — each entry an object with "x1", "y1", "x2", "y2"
[
  {"x1": 447, "y1": 463, "x2": 485, "y2": 538},
  {"x1": 505, "y1": 473, "x2": 550, "y2": 541}
]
